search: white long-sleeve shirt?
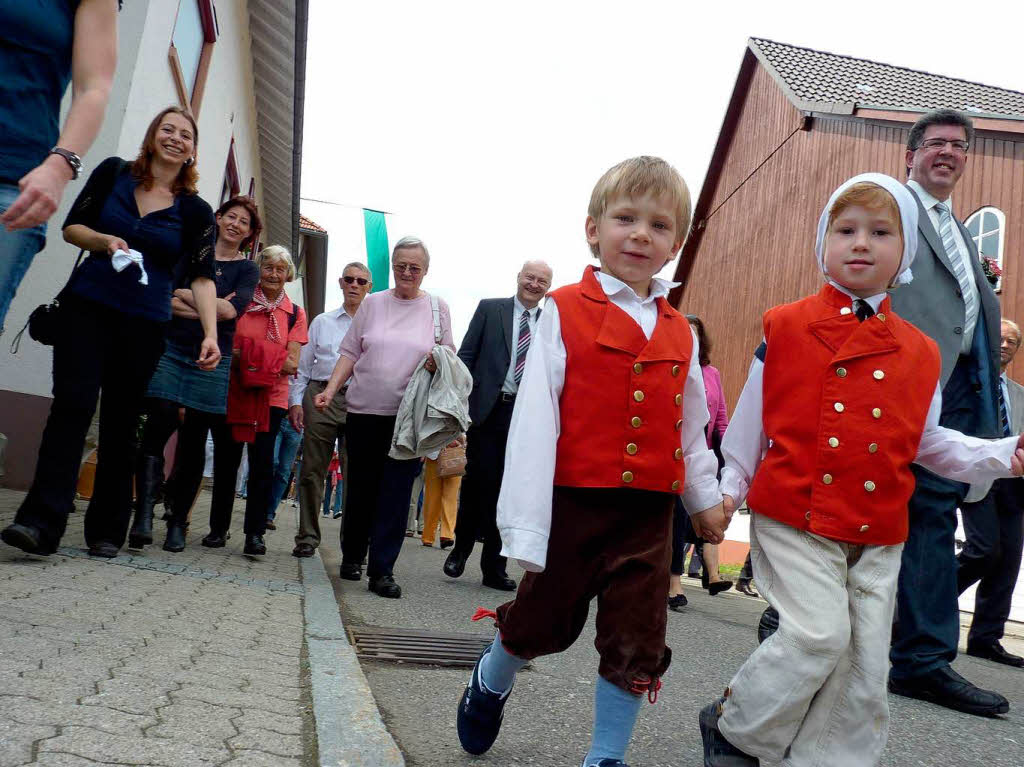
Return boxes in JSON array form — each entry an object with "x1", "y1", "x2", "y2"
[
  {"x1": 497, "y1": 271, "x2": 723, "y2": 572},
  {"x1": 288, "y1": 305, "x2": 355, "y2": 407},
  {"x1": 719, "y1": 287, "x2": 1018, "y2": 508}
]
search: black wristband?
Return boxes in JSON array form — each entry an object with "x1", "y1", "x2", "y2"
[{"x1": 49, "y1": 147, "x2": 82, "y2": 180}]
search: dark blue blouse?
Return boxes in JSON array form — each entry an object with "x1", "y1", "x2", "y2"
[{"x1": 65, "y1": 158, "x2": 216, "y2": 321}]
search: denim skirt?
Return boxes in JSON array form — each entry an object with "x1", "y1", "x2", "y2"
[{"x1": 145, "y1": 339, "x2": 231, "y2": 413}]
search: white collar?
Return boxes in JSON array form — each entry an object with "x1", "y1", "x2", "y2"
[
  {"x1": 907, "y1": 179, "x2": 952, "y2": 212},
  {"x1": 329, "y1": 304, "x2": 357, "y2": 320},
  {"x1": 512, "y1": 295, "x2": 540, "y2": 318},
  {"x1": 596, "y1": 270, "x2": 679, "y2": 305},
  {"x1": 826, "y1": 280, "x2": 887, "y2": 313}
]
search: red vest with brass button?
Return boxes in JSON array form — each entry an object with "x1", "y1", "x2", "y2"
[
  {"x1": 746, "y1": 284, "x2": 940, "y2": 545},
  {"x1": 551, "y1": 266, "x2": 692, "y2": 494}
]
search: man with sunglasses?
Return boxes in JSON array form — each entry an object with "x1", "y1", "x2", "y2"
[
  {"x1": 290, "y1": 262, "x2": 372, "y2": 557},
  {"x1": 888, "y1": 108, "x2": 1011, "y2": 716}
]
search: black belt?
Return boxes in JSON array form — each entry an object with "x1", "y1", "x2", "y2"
[
  {"x1": 313, "y1": 379, "x2": 348, "y2": 394},
  {"x1": 499, "y1": 392, "x2": 516, "y2": 403}
]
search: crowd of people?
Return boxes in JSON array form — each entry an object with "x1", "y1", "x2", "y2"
[{"x1": 1, "y1": 34, "x2": 1022, "y2": 765}]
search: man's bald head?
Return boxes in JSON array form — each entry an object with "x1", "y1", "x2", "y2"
[{"x1": 517, "y1": 260, "x2": 553, "y2": 309}]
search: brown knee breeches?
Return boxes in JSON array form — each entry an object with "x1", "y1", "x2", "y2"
[{"x1": 495, "y1": 486, "x2": 674, "y2": 694}]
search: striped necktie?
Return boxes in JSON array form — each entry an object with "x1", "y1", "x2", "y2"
[
  {"x1": 514, "y1": 309, "x2": 531, "y2": 385},
  {"x1": 935, "y1": 202, "x2": 977, "y2": 340},
  {"x1": 999, "y1": 381, "x2": 1011, "y2": 437}
]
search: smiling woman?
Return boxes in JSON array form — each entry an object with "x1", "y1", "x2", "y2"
[{"x1": 1, "y1": 105, "x2": 221, "y2": 560}]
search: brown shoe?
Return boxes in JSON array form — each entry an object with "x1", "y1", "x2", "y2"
[
  {"x1": 265, "y1": 521, "x2": 277, "y2": 530},
  {"x1": 292, "y1": 543, "x2": 315, "y2": 558}
]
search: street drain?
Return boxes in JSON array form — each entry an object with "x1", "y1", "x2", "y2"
[{"x1": 348, "y1": 626, "x2": 492, "y2": 666}]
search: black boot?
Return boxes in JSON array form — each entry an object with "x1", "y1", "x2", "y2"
[
  {"x1": 128, "y1": 455, "x2": 163, "y2": 548},
  {"x1": 162, "y1": 495, "x2": 188, "y2": 553}
]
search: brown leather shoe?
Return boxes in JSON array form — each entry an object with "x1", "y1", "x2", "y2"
[{"x1": 292, "y1": 543, "x2": 315, "y2": 558}]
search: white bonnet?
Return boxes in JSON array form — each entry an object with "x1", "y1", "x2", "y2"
[{"x1": 814, "y1": 172, "x2": 919, "y2": 287}]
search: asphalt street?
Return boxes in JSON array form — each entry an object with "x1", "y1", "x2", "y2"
[{"x1": 324, "y1": 532, "x2": 1024, "y2": 767}]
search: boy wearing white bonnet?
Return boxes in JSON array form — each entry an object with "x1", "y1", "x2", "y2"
[{"x1": 698, "y1": 173, "x2": 1024, "y2": 767}]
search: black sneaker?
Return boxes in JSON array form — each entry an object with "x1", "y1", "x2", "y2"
[
  {"x1": 339, "y1": 563, "x2": 362, "y2": 580},
  {"x1": 368, "y1": 575, "x2": 402, "y2": 598},
  {"x1": 457, "y1": 645, "x2": 513, "y2": 755},
  {"x1": 698, "y1": 698, "x2": 759, "y2": 766},
  {"x1": 243, "y1": 534, "x2": 266, "y2": 555}
]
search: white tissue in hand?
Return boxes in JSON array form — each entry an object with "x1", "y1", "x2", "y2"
[{"x1": 111, "y1": 248, "x2": 149, "y2": 285}]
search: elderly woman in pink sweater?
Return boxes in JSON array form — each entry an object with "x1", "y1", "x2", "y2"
[{"x1": 315, "y1": 237, "x2": 455, "y2": 599}]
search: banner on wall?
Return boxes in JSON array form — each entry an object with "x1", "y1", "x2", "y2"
[{"x1": 363, "y1": 209, "x2": 390, "y2": 293}]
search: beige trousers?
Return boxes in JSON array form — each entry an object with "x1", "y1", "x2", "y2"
[
  {"x1": 294, "y1": 381, "x2": 347, "y2": 548},
  {"x1": 719, "y1": 513, "x2": 903, "y2": 767}
]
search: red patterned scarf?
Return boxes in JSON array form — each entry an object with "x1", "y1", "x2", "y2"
[{"x1": 246, "y1": 284, "x2": 287, "y2": 342}]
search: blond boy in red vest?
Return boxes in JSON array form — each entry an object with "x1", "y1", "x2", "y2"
[
  {"x1": 699, "y1": 173, "x2": 1024, "y2": 767},
  {"x1": 455, "y1": 157, "x2": 727, "y2": 767}
]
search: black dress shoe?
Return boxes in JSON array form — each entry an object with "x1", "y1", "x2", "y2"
[
  {"x1": 368, "y1": 575, "x2": 402, "y2": 598},
  {"x1": 667, "y1": 594, "x2": 688, "y2": 612},
  {"x1": 292, "y1": 543, "x2": 316, "y2": 558},
  {"x1": 708, "y1": 579, "x2": 733, "y2": 596},
  {"x1": 87, "y1": 541, "x2": 119, "y2": 558},
  {"x1": 699, "y1": 697, "x2": 759, "y2": 766},
  {"x1": 888, "y1": 664, "x2": 1009, "y2": 716},
  {"x1": 339, "y1": 563, "x2": 362, "y2": 580},
  {"x1": 966, "y1": 642, "x2": 1024, "y2": 668},
  {"x1": 482, "y1": 573, "x2": 517, "y2": 591},
  {"x1": 243, "y1": 534, "x2": 266, "y2": 556},
  {"x1": 1, "y1": 523, "x2": 54, "y2": 555},
  {"x1": 444, "y1": 549, "x2": 468, "y2": 578},
  {"x1": 440, "y1": 537, "x2": 454, "y2": 550},
  {"x1": 201, "y1": 533, "x2": 227, "y2": 548}
]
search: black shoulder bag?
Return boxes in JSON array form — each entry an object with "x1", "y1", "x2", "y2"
[{"x1": 9, "y1": 249, "x2": 86, "y2": 353}]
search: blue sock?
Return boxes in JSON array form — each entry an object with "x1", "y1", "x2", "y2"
[
  {"x1": 479, "y1": 632, "x2": 527, "y2": 695},
  {"x1": 584, "y1": 676, "x2": 643, "y2": 765}
]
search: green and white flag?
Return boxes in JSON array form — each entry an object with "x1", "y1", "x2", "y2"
[{"x1": 363, "y1": 209, "x2": 389, "y2": 293}]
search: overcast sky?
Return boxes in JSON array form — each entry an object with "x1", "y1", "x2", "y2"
[{"x1": 300, "y1": 0, "x2": 1024, "y2": 344}]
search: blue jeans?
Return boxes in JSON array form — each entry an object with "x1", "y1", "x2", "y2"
[
  {"x1": 268, "y1": 417, "x2": 302, "y2": 521},
  {"x1": 0, "y1": 183, "x2": 48, "y2": 334},
  {"x1": 323, "y1": 478, "x2": 344, "y2": 516}
]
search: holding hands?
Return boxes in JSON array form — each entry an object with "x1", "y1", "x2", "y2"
[
  {"x1": 691, "y1": 495, "x2": 736, "y2": 545},
  {"x1": 1010, "y1": 435, "x2": 1024, "y2": 475}
]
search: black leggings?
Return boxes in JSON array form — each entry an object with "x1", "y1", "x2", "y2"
[
  {"x1": 139, "y1": 397, "x2": 181, "y2": 458},
  {"x1": 165, "y1": 407, "x2": 227, "y2": 524}
]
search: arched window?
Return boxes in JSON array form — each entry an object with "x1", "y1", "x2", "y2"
[{"x1": 965, "y1": 206, "x2": 1006, "y2": 291}]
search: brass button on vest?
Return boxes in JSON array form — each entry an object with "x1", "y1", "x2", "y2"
[
  {"x1": 840, "y1": 307, "x2": 852, "y2": 315},
  {"x1": 836, "y1": 367, "x2": 847, "y2": 377},
  {"x1": 675, "y1": 419, "x2": 682, "y2": 431},
  {"x1": 834, "y1": 402, "x2": 845, "y2": 413},
  {"x1": 873, "y1": 370, "x2": 884, "y2": 380},
  {"x1": 868, "y1": 443, "x2": 878, "y2": 453},
  {"x1": 626, "y1": 443, "x2": 638, "y2": 455},
  {"x1": 674, "y1": 448, "x2": 683, "y2": 460},
  {"x1": 631, "y1": 416, "x2": 642, "y2": 428},
  {"x1": 877, "y1": 313, "x2": 886, "y2": 322},
  {"x1": 805, "y1": 510, "x2": 812, "y2": 520},
  {"x1": 634, "y1": 390, "x2": 645, "y2": 402},
  {"x1": 828, "y1": 437, "x2": 839, "y2": 448},
  {"x1": 859, "y1": 524, "x2": 870, "y2": 532},
  {"x1": 823, "y1": 473, "x2": 833, "y2": 484},
  {"x1": 674, "y1": 393, "x2": 683, "y2": 406},
  {"x1": 864, "y1": 480, "x2": 876, "y2": 492},
  {"x1": 872, "y1": 408, "x2": 882, "y2": 418},
  {"x1": 622, "y1": 471, "x2": 634, "y2": 483},
  {"x1": 671, "y1": 365, "x2": 681, "y2": 377},
  {"x1": 633, "y1": 363, "x2": 643, "y2": 374},
  {"x1": 671, "y1": 480, "x2": 680, "y2": 491}
]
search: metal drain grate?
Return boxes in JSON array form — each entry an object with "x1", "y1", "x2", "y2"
[{"x1": 348, "y1": 626, "x2": 492, "y2": 666}]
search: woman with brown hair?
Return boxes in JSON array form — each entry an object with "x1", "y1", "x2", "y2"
[
  {"x1": 129, "y1": 195, "x2": 261, "y2": 551},
  {"x1": 1, "y1": 106, "x2": 220, "y2": 559}
]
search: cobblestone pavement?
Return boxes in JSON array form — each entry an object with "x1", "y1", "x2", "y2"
[{"x1": 0, "y1": 488, "x2": 314, "y2": 767}]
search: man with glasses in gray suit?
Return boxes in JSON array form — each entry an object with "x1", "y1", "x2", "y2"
[{"x1": 888, "y1": 108, "x2": 1010, "y2": 716}]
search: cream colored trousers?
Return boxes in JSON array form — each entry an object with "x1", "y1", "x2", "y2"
[{"x1": 719, "y1": 513, "x2": 903, "y2": 767}]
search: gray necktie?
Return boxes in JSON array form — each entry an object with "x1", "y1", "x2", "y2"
[{"x1": 935, "y1": 201, "x2": 977, "y2": 340}]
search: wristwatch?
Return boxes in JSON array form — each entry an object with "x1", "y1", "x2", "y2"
[{"x1": 49, "y1": 147, "x2": 82, "y2": 180}]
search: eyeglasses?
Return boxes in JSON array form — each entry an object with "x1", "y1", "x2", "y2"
[
  {"x1": 393, "y1": 263, "x2": 423, "y2": 275},
  {"x1": 342, "y1": 275, "x2": 369, "y2": 286},
  {"x1": 917, "y1": 138, "x2": 970, "y2": 153}
]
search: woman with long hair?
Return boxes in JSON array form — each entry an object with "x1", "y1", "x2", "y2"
[
  {"x1": 1, "y1": 106, "x2": 220, "y2": 558},
  {"x1": 128, "y1": 195, "x2": 261, "y2": 551}
]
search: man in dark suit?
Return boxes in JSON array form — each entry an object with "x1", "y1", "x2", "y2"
[
  {"x1": 443, "y1": 260, "x2": 553, "y2": 590},
  {"x1": 958, "y1": 318, "x2": 1024, "y2": 668},
  {"x1": 888, "y1": 108, "x2": 1010, "y2": 715}
]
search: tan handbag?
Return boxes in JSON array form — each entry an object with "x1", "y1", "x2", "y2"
[{"x1": 436, "y1": 443, "x2": 467, "y2": 477}]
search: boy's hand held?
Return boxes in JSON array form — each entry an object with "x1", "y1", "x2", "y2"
[
  {"x1": 693, "y1": 502, "x2": 728, "y2": 544},
  {"x1": 723, "y1": 494, "x2": 736, "y2": 523}
]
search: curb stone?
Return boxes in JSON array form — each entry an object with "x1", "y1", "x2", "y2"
[{"x1": 301, "y1": 553, "x2": 405, "y2": 767}]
